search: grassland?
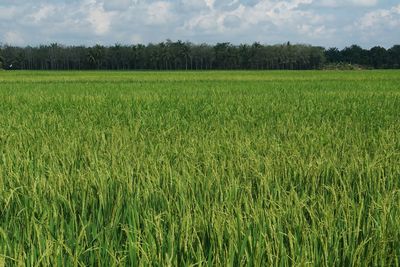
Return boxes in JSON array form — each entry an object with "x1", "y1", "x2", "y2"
[{"x1": 0, "y1": 70, "x2": 399, "y2": 266}]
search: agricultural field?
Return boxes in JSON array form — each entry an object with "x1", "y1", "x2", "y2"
[{"x1": 0, "y1": 70, "x2": 399, "y2": 266}]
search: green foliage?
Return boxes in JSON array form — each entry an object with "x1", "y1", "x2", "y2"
[
  {"x1": 0, "y1": 42, "x2": 326, "y2": 70},
  {"x1": 3, "y1": 41, "x2": 400, "y2": 70},
  {"x1": 0, "y1": 71, "x2": 399, "y2": 266},
  {"x1": 0, "y1": 50, "x2": 3, "y2": 70},
  {"x1": 323, "y1": 62, "x2": 368, "y2": 70}
]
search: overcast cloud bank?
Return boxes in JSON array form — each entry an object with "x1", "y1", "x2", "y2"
[{"x1": 0, "y1": 0, "x2": 399, "y2": 48}]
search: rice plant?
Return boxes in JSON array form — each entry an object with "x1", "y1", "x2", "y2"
[{"x1": 0, "y1": 70, "x2": 399, "y2": 266}]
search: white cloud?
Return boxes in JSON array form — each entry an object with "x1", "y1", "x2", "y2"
[
  {"x1": 0, "y1": 0, "x2": 398, "y2": 48},
  {"x1": 345, "y1": 4, "x2": 400, "y2": 47},
  {"x1": 320, "y1": 0, "x2": 378, "y2": 7},
  {"x1": 4, "y1": 31, "x2": 24, "y2": 45},
  {"x1": 297, "y1": 24, "x2": 335, "y2": 38},
  {"x1": 130, "y1": 34, "x2": 143, "y2": 44},
  {"x1": 101, "y1": 0, "x2": 133, "y2": 11},
  {"x1": 0, "y1": 6, "x2": 18, "y2": 20},
  {"x1": 30, "y1": 5, "x2": 56, "y2": 23},
  {"x1": 146, "y1": 1, "x2": 175, "y2": 25},
  {"x1": 183, "y1": 0, "x2": 321, "y2": 34},
  {"x1": 352, "y1": 0, "x2": 378, "y2": 6},
  {"x1": 204, "y1": 0, "x2": 215, "y2": 9},
  {"x1": 357, "y1": 4, "x2": 400, "y2": 30},
  {"x1": 223, "y1": 14, "x2": 241, "y2": 28},
  {"x1": 180, "y1": 0, "x2": 209, "y2": 11},
  {"x1": 248, "y1": 0, "x2": 315, "y2": 24},
  {"x1": 86, "y1": 3, "x2": 115, "y2": 35}
]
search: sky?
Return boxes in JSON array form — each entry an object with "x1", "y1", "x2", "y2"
[{"x1": 0, "y1": 0, "x2": 399, "y2": 48}]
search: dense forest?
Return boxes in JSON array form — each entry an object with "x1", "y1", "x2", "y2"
[{"x1": 0, "y1": 41, "x2": 399, "y2": 70}]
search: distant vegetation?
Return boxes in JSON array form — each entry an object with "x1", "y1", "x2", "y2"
[{"x1": 0, "y1": 41, "x2": 399, "y2": 71}]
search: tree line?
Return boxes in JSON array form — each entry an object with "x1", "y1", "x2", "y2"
[
  {"x1": 325, "y1": 45, "x2": 400, "y2": 69},
  {"x1": 0, "y1": 41, "x2": 399, "y2": 70}
]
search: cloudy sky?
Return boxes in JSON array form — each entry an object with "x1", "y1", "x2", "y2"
[{"x1": 0, "y1": 0, "x2": 399, "y2": 48}]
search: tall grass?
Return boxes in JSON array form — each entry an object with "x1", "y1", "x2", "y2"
[{"x1": 0, "y1": 71, "x2": 399, "y2": 266}]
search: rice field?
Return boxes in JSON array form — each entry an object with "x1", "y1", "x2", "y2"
[{"x1": 0, "y1": 70, "x2": 399, "y2": 266}]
